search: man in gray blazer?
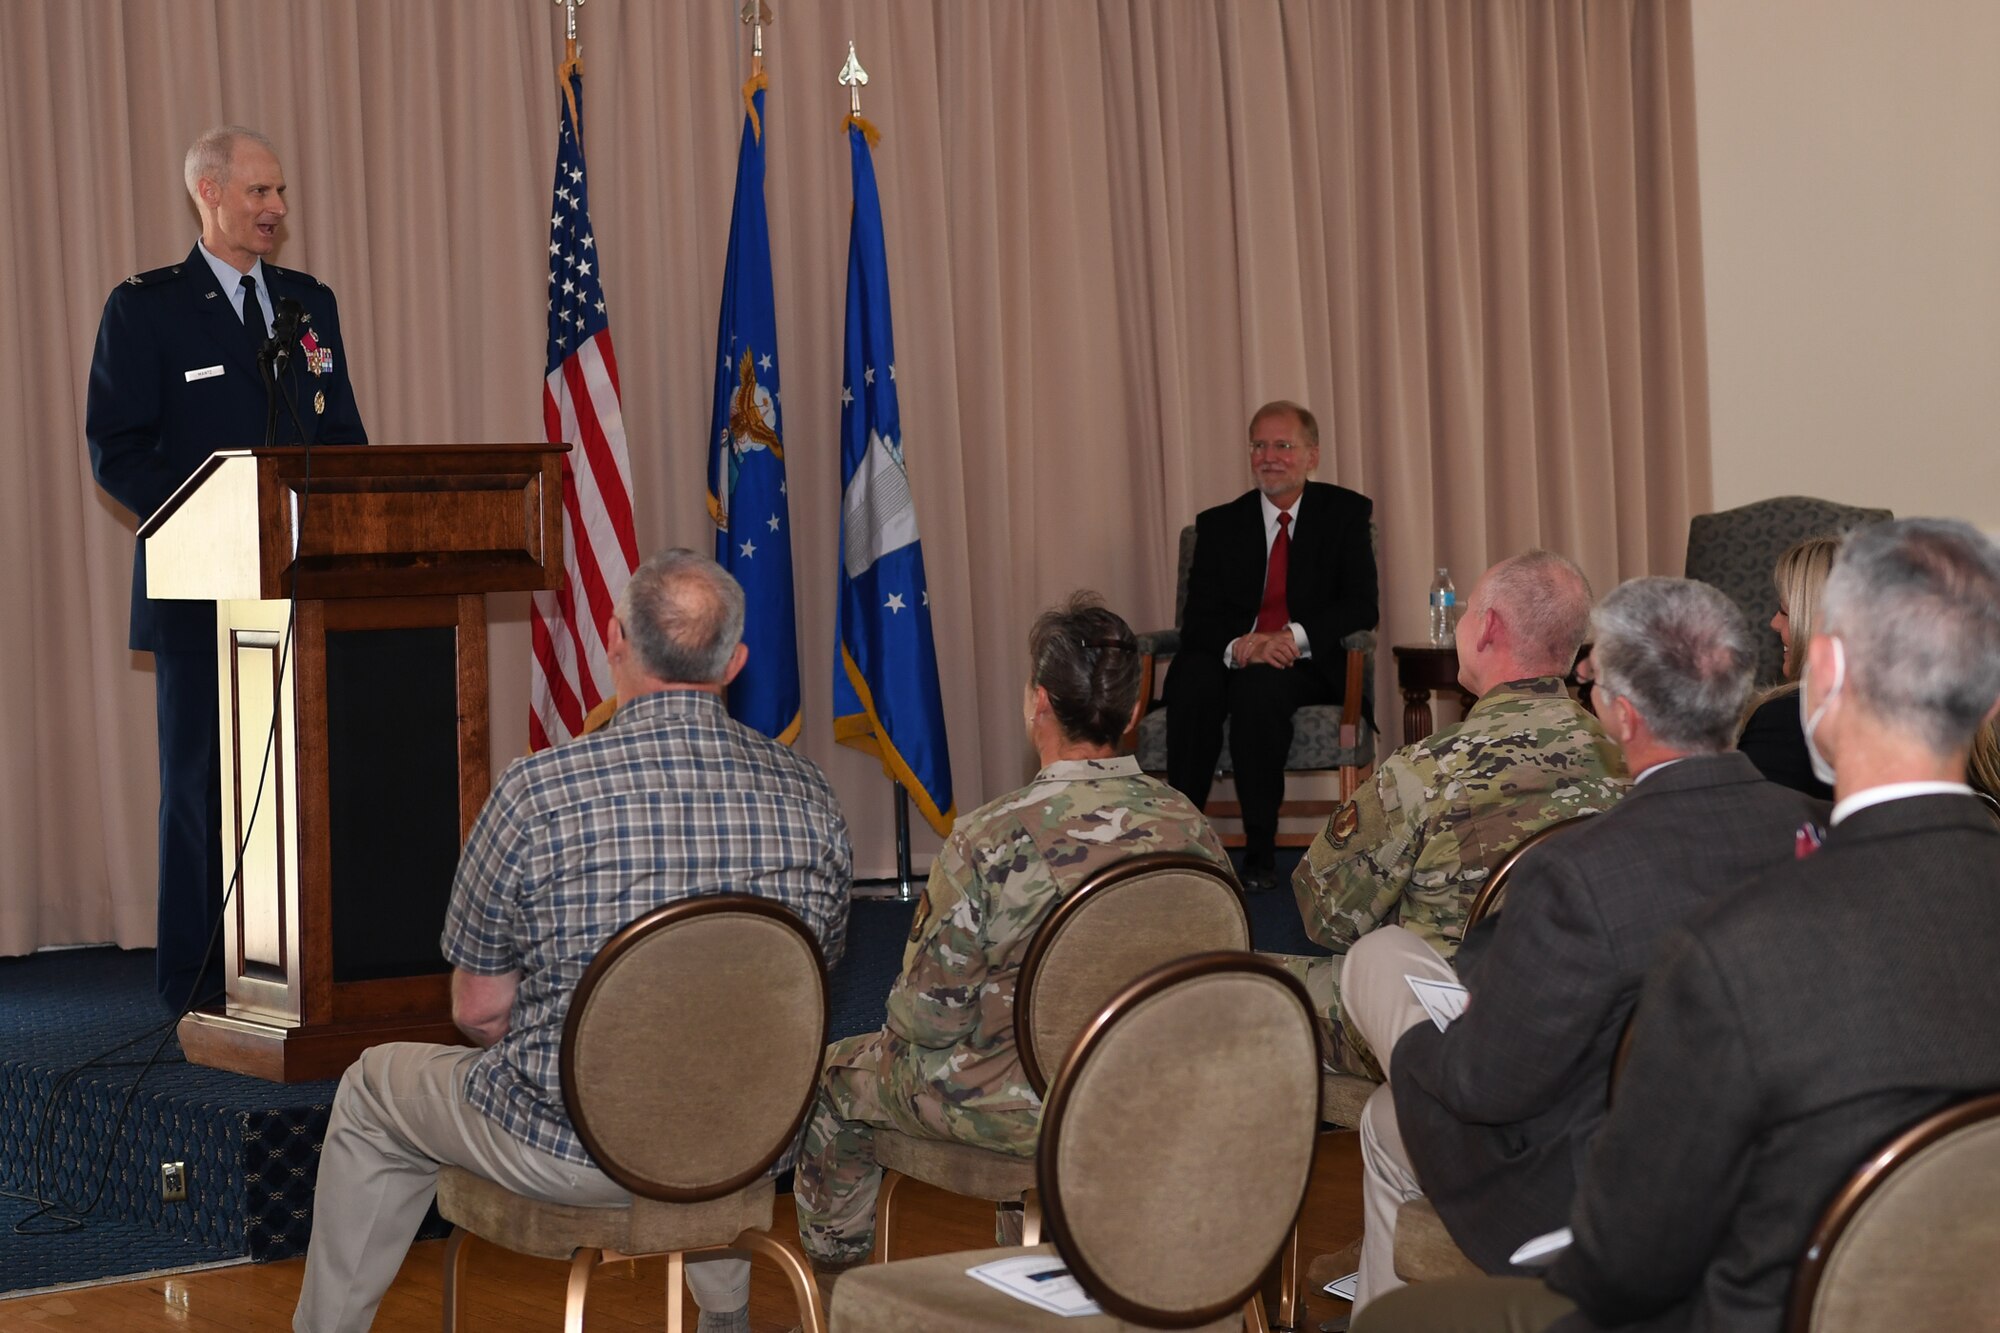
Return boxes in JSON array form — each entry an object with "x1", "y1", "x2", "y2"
[
  {"x1": 1355, "y1": 518, "x2": 2000, "y2": 1333},
  {"x1": 1337, "y1": 577, "x2": 1826, "y2": 1309}
]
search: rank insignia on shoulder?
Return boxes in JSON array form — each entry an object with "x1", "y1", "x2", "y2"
[{"x1": 1328, "y1": 799, "x2": 1361, "y2": 848}]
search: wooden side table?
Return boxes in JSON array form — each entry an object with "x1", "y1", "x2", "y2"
[{"x1": 1392, "y1": 644, "x2": 1477, "y2": 745}]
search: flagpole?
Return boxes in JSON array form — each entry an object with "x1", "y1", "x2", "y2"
[
  {"x1": 741, "y1": 0, "x2": 772, "y2": 76},
  {"x1": 853, "y1": 788, "x2": 920, "y2": 901},
  {"x1": 554, "y1": 0, "x2": 581, "y2": 59},
  {"x1": 837, "y1": 39, "x2": 925, "y2": 904}
]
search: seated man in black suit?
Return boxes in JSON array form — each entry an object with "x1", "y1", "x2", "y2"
[
  {"x1": 1164, "y1": 400, "x2": 1378, "y2": 890},
  {"x1": 1356, "y1": 518, "x2": 2000, "y2": 1333},
  {"x1": 1334, "y1": 577, "x2": 1827, "y2": 1312}
]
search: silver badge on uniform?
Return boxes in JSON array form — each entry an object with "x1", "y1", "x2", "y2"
[{"x1": 314, "y1": 390, "x2": 326, "y2": 416}]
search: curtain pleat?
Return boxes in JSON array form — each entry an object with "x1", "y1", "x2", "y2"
[{"x1": 0, "y1": 0, "x2": 1708, "y2": 953}]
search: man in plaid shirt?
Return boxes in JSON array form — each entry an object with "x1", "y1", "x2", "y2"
[{"x1": 295, "y1": 550, "x2": 852, "y2": 1333}]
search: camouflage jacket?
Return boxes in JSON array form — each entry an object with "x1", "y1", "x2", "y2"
[
  {"x1": 882, "y1": 756, "x2": 1229, "y2": 1115},
  {"x1": 1293, "y1": 677, "x2": 1625, "y2": 957}
]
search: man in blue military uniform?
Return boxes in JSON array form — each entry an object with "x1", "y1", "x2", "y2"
[{"x1": 87, "y1": 125, "x2": 367, "y2": 1012}]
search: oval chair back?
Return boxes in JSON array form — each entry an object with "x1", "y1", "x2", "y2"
[
  {"x1": 1464, "y1": 813, "x2": 1599, "y2": 930},
  {"x1": 1036, "y1": 953, "x2": 1321, "y2": 1328},
  {"x1": 562, "y1": 895, "x2": 829, "y2": 1202},
  {"x1": 1786, "y1": 1090, "x2": 2000, "y2": 1332},
  {"x1": 1013, "y1": 852, "x2": 1249, "y2": 1096}
]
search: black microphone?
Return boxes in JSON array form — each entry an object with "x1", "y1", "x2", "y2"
[
  {"x1": 267, "y1": 297, "x2": 306, "y2": 371},
  {"x1": 260, "y1": 297, "x2": 309, "y2": 446}
]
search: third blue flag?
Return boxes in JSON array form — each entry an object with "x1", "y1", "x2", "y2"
[{"x1": 833, "y1": 116, "x2": 954, "y2": 835}]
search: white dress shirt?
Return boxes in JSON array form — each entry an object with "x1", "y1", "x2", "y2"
[{"x1": 1225, "y1": 492, "x2": 1311, "y2": 667}]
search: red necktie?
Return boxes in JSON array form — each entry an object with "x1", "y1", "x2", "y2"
[{"x1": 1255, "y1": 512, "x2": 1291, "y2": 632}]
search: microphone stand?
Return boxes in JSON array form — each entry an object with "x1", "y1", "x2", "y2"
[{"x1": 259, "y1": 301, "x2": 307, "y2": 447}]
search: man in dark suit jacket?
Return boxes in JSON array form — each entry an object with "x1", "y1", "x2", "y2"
[
  {"x1": 87, "y1": 126, "x2": 367, "y2": 1013},
  {"x1": 1164, "y1": 400, "x2": 1377, "y2": 889},
  {"x1": 1335, "y1": 577, "x2": 1826, "y2": 1310},
  {"x1": 1354, "y1": 518, "x2": 2000, "y2": 1333}
]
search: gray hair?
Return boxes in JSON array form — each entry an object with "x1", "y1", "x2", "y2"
[
  {"x1": 1028, "y1": 591, "x2": 1141, "y2": 747},
  {"x1": 614, "y1": 549, "x2": 746, "y2": 685},
  {"x1": 1817, "y1": 519, "x2": 2000, "y2": 756},
  {"x1": 1248, "y1": 400, "x2": 1321, "y2": 449},
  {"x1": 184, "y1": 125, "x2": 276, "y2": 203},
  {"x1": 1479, "y1": 549, "x2": 1595, "y2": 675},
  {"x1": 1591, "y1": 577, "x2": 1755, "y2": 752}
]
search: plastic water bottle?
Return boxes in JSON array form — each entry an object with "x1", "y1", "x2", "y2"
[{"x1": 1429, "y1": 569, "x2": 1457, "y2": 646}]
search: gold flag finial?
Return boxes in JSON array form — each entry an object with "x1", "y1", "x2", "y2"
[
  {"x1": 838, "y1": 40, "x2": 869, "y2": 117},
  {"x1": 741, "y1": 0, "x2": 774, "y2": 72}
]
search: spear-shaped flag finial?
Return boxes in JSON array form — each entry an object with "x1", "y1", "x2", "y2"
[{"x1": 838, "y1": 40, "x2": 869, "y2": 117}]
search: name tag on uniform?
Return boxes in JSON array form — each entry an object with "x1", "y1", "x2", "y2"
[{"x1": 184, "y1": 365, "x2": 225, "y2": 382}]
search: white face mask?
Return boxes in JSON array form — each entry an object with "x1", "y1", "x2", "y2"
[{"x1": 1800, "y1": 637, "x2": 1845, "y2": 788}]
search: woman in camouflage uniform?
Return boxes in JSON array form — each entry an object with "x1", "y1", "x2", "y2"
[{"x1": 791, "y1": 592, "x2": 1231, "y2": 1275}]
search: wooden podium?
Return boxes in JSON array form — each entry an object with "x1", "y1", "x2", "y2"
[{"x1": 140, "y1": 443, "x2": 566, "y2": 1082}]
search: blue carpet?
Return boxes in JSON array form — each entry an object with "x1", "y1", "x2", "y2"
[
  {"x1": 0, "y1": 948, "x2": 343, "y2": 1294},
  {"x1": 1236, "y1": 847, "x2": 1332, "y2": 958},
  {"x1": 828, "y1": 900, "x2": 917, "y2": 1041}
]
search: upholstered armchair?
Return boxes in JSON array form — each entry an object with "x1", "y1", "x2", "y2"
[
  {"x1": 1129, "y1": 525, "x2": 1378, "y2": 840},
  {"x1": 1683, "y1": 497, "x2": 1892, "y2": 687}
]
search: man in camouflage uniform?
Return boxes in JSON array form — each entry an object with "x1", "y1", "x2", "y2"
[
  {"x1": 794, "y1": 597, "x2": 1231, "y2": 1276},
  {"x1": 1274, "y1": 551, "x2": 1626, "y2": 1078}
]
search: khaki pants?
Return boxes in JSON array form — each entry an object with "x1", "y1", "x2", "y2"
[
  {"x1": 1351, "y1": 1276, "x2": 1576, "y2": 1333},
  {"x1": 293, "y1": 1043, "x2": 749, "y2": 1331},
  {"x1": 1335, "y1": 926, "x2": 1463, "y2": 1312}
]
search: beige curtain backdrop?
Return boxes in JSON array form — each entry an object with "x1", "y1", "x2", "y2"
[{"x1": 0, "y1": 0, "x2": 1708, "y2": 955}]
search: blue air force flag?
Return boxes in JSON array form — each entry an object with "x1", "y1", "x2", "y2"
[
  {"x1": 705, "y1": 75, "x2": 800, "y2": 744},
  {"x1": 833, "y1": 116, "x2": 954, "y2": 836}
]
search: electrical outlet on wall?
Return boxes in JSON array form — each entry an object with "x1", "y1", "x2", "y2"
[{"x1": 160, "y1": 1161, "x2": 188, "y2": 1203}]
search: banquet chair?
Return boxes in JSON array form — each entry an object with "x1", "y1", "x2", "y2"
[
  {"x1": 872, "y1": 853, "x2": 1251, "y2": 1261},
  {"x1": 834, "y1": 954, "x2": 1322, "y2": 1331},
  {"x1": 1463, "y1": 813, "x2": 1600, "y2": 931},
  {"x1": 436, "y1": 896, "x2": 829, "y2": 1333},
  {"x1": 1785, "y1": 1090, "x2": 2000, "y2": 1332}
]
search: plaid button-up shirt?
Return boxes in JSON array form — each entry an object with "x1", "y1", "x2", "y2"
[{"x1": 442, "y1": 689, "x2": 852, "y2": 1165}]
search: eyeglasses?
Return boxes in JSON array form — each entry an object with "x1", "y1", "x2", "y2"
[{"x1": 1249, "y1": 440, "x2": 1303, "y2": 456}]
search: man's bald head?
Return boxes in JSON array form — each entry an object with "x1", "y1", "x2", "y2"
[{"x1": 1457, "y1": 550, "x2": 1595, "y2": 696}]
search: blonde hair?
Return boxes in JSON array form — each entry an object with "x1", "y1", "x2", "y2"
[{"x1": 1772, "y1": 536, "x2": 1841, "y2": 683}]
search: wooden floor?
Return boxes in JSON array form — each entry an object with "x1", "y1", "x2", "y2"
[{"x1": 0, "y1": 1134, "x2": 1364, "y2": 1332}]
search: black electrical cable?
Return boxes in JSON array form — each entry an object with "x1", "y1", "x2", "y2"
[{"x1": 14, "y1": 356, "x2": 321, "y2": 1241}]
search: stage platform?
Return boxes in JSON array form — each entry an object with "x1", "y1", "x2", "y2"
[
  {"x1": 0, "y1": 898, "x2": 924, "y2": 1295},
  {"x1": 1, "y1": 854, "x2": 1318, "y2": 1295}
]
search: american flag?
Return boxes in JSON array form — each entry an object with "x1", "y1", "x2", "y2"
[{"x1": 530, "y1": 61, "x2": 638, "y2": 750}]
